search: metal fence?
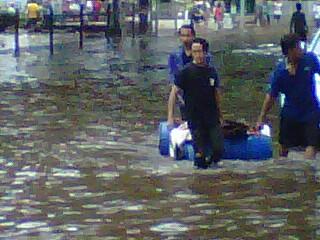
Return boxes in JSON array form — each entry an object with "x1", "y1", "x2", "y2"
[{"x1": 5, "y1": 3, "x2": 153, "y2": 57}]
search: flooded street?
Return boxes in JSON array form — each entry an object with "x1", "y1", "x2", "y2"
[{"x1": 1, "y1": 32, "x2": 320, "y2": 239}]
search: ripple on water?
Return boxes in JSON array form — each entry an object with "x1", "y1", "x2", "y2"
[
  {"x1": 123, "y1": 204, "x2": 145, "y2": 211},
  {"x1": 174, "y1": 191, "x2": 204, "y2": 200},
  {"x1": 51, "y1": 168, "x2": 83, "y2": 178},
  {"x1": 0, "y1": 221, "x2": 15, "y2": 227},
  {"x1": 96, "y1": 172, "x2": 120, "y2": 180},
  {"x1": 15, "y1": 171, "x2": 42, "y2": 178},
  {"x1": 16, "y1": 221, "x2": 48, "y2": 229},
  {"x1": 127, "y1": 228, "x2": 141, "y2": 235},
  {"x1": 150, "y1": 222, "x2": 189, "y2": 233},
  {"x1": 69, "y1": 192, "x2": 106, "y2": 199},
  {"x1": 0, "y1": 206, "x2": 15, "y2": 212},
  {"x1": 181, "y1": 215, "x2": 204, "y2": 223}
]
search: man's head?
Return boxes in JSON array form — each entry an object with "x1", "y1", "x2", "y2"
[
  {"x1": 178, "y1": 25, "x2": 196, "y2": 49},
  {"x1": 191, "y1": 38, "x2": 209, "y2": 64},
  {"x1": 296, "y1": 2, "x2": 302, "y2": 11},
  {"x1": 280, "y1": 33, "x2": 303, "y2": 63}
]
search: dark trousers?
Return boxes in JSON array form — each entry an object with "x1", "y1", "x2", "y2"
[
  {"x1": 279, "y1": 114, "x2": 320, "y2": 148},
  {"x1": 43, "y1": 15, "x2": 50, "y2": 29},
  {"x1": 26, "y1": 18, "x2": 37, "y2": 29},
  {"x1": 266, "y1": 14, "x2": 270, "y2": 25},
  {"x1": 190, "y1": 124, "x2": 224, "y2": 168}
]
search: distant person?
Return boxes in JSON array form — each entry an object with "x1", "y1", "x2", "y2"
[
  {"x1": 168, "y1": 25, "x2": 196, "y2": 125},
  {"x1": 175, "y1": 38, "x2": 223, "y2": 168},
  {"x1": 230, "y1": 0, "x2": 237, "y2": 25},
  {"x1": 139, "y1": 0, "x2": 149, "y2": 33},
  {"x1": 104, "y1": 0, "x2": 112, "y2": 27},
  {"x1": 26, "y1": 0, "x2": 40, "y2": 28},
  {"x1": 167, "y1": 25, "x2": 214, "y2": 126},
  {"x1": 254, "y1": 0, "x2": 263, "y2": 26},
  {"x1": 93, "y1": 0, "x2": 102, "y2": 21},
  {"x1": 262, "y1": 0, "x2": 271, "y2": 26},
  {"x1": 42, "y1": 0, "x2": 52, "y2": 29},
  {"x1": 214, "y1": 2, "x2": 223, "y2": 30},
  {"x1": 257, "y1": 34, "x2": 320, "y2": 159},
  {"x1": 273, "y1": 0, "x2": 282, "y2": 24},
  {"x1": 290, "y1": 3, "x2": 308, "y2": 43}
]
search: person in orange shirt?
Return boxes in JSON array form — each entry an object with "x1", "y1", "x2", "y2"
[{"x1": 26, "y1": 0, "x2": 40, "y2": 28}]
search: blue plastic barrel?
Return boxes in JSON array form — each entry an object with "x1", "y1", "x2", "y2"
[
  {"x1": 158, "y1": 122, "x2": 273, "y2": 160},
  {"x1": 158, "y1": 122, "x2": 170, "y2": 156},
  {"x1": 184, "y1": 142, "x2": 195, "y2": 161},
  {"x1": 223, "y1": 135, "x2": 272, "y2": 160}
]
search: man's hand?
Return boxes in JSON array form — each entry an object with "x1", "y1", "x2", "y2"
[
  {"x1": 257, "y1": 94, "x2": 275, "y2": 130},
  {"x1": 256, "y1": 113, "x2": 266, "y2": 130},
  {"x1": 167, "y1": 85, "x2": 178, "y2": 127}
]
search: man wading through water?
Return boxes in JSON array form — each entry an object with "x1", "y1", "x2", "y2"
[
  {"x1": 258, "y1": 34, "x2": 320, "y2": 159},
  {"x1": 167, "y1": 25, "x2": 213, "y2": 126},
  {"x1": 174, "y1": 38, "x2": 224, "y2": 168}
]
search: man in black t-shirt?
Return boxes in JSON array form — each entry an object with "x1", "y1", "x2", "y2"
[{"x1": 175, "y1": 38, "x2": 224, "y2": 169}]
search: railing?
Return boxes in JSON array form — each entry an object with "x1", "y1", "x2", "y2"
[{"x1": 6, "y1": 4, "x2": 150, "y2": 57}]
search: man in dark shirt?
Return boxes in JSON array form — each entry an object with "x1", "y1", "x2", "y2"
[
  {"x1": 290, "y1": 3, "x2": 308, "y2": 42},
  {"x1": 258, "y1": 34, "x2": 320, "y2": 159},
  {"x1": 175, "y1": 38, "x2": 223, "y2": 168},
  {"x1": 167, "y1": 25, "x2": 214, "y2": 126}
]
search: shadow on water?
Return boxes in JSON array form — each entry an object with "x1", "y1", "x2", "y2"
[{"x1": 0, "y1": 33, "x2": 320, "y2": 239}]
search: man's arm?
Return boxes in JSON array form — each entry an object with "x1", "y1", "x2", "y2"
[
  {"x1": 167, "y1": 85, "x2": 178, "y2": 125},
  {"x1": 309, "y1": 53, "x2": 320, "y2": 74},
  {"x1": 167, "y1": 68, "x2": 184, "y2": 125},
  {"x1": 258, "y1": 63, "x2": 283, "y2": 126},
  {"x1": 210, "y1": 66, "x2": 223, "y2": 123},
  {"x1": 168, "y1": 53, "x2": 177, "y2": 84},
  {"x1": 167, "y1": 52, "x2": 178, "y2": 124},
  {"x1": 258, "y1": 93, "x2": 276, "y2": 124},
  {"x1": 214, "y1": 89, "x2": 223, "y2": 124}
]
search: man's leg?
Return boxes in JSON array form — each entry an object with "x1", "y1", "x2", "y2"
[
  {"x1": 190, "y1": 126, "x2": 207, "y2": 169},
  {"x1": 208, "y1": 124, "x2": 224, "y2": 163},
  {"x1": 304, "y1": 114, "x2": 319, "y2": 159},
  {"x1": 279, "y1": 116, "x2": 302, "y2": 158}
]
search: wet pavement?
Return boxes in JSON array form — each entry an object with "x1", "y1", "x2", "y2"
[{"x1": 1, "y1": 31, "x2": 320, "y2": 239}]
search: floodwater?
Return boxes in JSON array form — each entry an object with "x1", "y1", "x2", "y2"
[{"x1": 0, "y1": 31, "x2": 320, "y2": 239}]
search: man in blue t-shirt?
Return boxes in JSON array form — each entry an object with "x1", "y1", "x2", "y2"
[
  {"x1": 167, "y1": 25, "x2": 213, "y2": 126},
  {"x1": 175, "y1": 38, "x2": 223, "y2": 168},
  {"x1": 258, "y1": 33, "x2": 320, "y2": 159}
]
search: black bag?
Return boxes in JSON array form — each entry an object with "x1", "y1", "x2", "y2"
[{"x1": 222, "y1": 120, "x2": 249, "y2": 139}]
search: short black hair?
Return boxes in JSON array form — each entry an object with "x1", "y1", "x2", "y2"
[
  {"x1": 280, "y1": 34, "x2": 300, "y2": 56},
  {"x1": 296, "y1": 2, "x2": 302, "y2": 11},
  {"x1": 178, "y1": 24, "x2": 196, "y2": 36},
  {"x1": 192, "y1": 38, "x2": 209, "y2": 52}
]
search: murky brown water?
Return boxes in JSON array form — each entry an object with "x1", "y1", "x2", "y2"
[{"x1": 0, "y1": 33, "x2": 320, "y2": 239}]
